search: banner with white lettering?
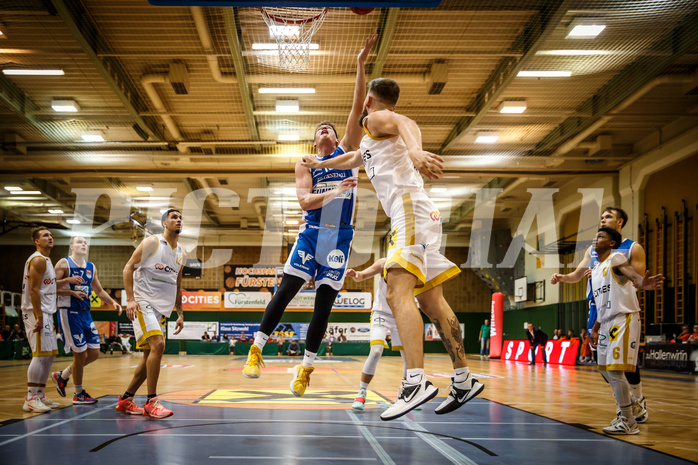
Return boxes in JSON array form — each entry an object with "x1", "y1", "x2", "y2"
[
  {"x1": 219, "y1": 322, "x2": 309, "y2": 341},
  {"x1": 181, "y1": 290, "x2": 221, "y2": 309},
  {"x1": 167, "y1": 321, "x2": 219, "y2": 340},
  {"x1": 223, "y1": 291, "x2": 272, "y2": 309},
  {"x1": 286, "y1": 291, "x2": 372, "y2": 310},
  {"x1": 325, "y1": 322, "x2": 371, "y2": 342},
  {"x1": 501, "y1": 339, "x2": 580, "y2": 366}
]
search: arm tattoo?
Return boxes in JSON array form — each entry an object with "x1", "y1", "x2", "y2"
[{"x1": 433, "y1": 316, "x2": 466, "y2": 363}]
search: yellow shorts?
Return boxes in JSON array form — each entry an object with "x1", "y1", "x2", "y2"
[
  {"x1": 598, "y1": 312, "x2": 641, "y2": 371},
  {"x1": 133, "y1": 301, "x2": 168, "y2": 349},
  {"x1": 384, "y1": 191, "x2": 460, "y2": 295},
  {"x1": 22, "y1": 310, "x2": 58, "y2": 357}
]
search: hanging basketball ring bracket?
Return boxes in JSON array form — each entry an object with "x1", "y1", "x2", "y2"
[{"x1": 260, "y1": 7, "x2": 328, "y2": 73}]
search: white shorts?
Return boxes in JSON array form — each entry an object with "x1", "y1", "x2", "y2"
[
  {"x1": 371, "y1": 280, "x2": 402, "y2": 350},
  {"x1": 22, "y1": 310, "x2": 58, "y2": 357},
  {"x1": 384, "y1": 191, "x2": 460, "y2": 295},
  {"x1": 597, "y1": 312, "x2": 640, "y2": 371},
  {"x1": 133, "y1": 301, "x2": 168, "y2": 349}
]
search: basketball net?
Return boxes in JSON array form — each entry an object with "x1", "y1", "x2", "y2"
[{"x1": 260, "y1": 7, "x2": 328, "y2": 73}]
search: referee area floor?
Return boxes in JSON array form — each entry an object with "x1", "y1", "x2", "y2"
[{"x1": 2, "y1": 354, "x2": 697, "y2": 464}]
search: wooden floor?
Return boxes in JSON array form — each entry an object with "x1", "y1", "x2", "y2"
[{"x1": 2, "y1": 353, "x2": 697, "y2": 463}]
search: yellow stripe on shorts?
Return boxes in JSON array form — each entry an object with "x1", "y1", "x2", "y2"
[{"x1": 402, "y1": 193, "x2": 416, "y2": 246}]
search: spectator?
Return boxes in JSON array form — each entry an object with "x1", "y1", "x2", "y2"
[
  {"x1": 1, "y1": 324, "x2": 10, "y2": 340},
  {"x1": 201, "y1": 331, "x2": 211, "y2": 342},
  {"x1": 676, "y1": 325, "x2": 692, "y2": 343},
  {"x1": 552, "y1": 329, "x2": 559, "y2": 340},
  {"x1": 277, "y1": 336, "x2": 285, "y2": 355},
  {"x1": 688, "y1": 325, "x2": 698, "y2": 342},
  {"x1": 108, "y1": 335, "x2": 125, "y2": 355},
  {"x1": 325, "y1": 332, "x2": 335, "y2": 356},
  {"x1": 479, "y1": 319, "x2": 491, "y2": 357},
  {"x1": 237, "y1": 331, "x2": 247, "y2": 343},
  {"x1": 287, "y1": 339, "x2": 301, "y2": 356},
  {"x1": 337, "y1": 329, "x2": 347, "y2": 342},
  {"x1": 120, "y1": 334, "x2": 133, "y2": 353},
  {"x1": 226, "y1": 334, "x2": 235, "y2": 352},
  {"x1": 8, "y1": 324, "x2": 23, "y2": 341},
  {"x1": 525, "y1": 323, "x2": 548, "y2": 365},
  {"x1": 211, "y1": 332, "x2": 220, "y2": 343},
  {"x1": 567, "y1": 329, "x2": 578, "y2": 342},
  {"x1": 579, "y1": 328, "x2": 592, "y2": 364},
  {"x1": 559, "y1": 330, "x2": 569, "y2": 341},
  {"x1": 222, "y1": 333, "x2": 229, "y2": 342}
]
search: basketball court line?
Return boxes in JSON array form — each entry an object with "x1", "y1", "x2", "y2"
[{"x1": 346, "y1": 410, "x2": 397, "y2": 465}]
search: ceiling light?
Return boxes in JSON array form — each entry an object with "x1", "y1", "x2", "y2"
[
  {"x1": 285, "y1": 220, "x2": 299, "y2": 225},
  {"x1": 51, "y1": 99, "x2": 79, "y2": 112},
  {"x1": 136, "y1": 186, "x2": 154, "y2": 192},
  {"x1": 48, "y1": 209, "x2": 64, "y2": 214},
  {"x1": 0, "y1": 29, "x2": 5, "y2": 38},
  {"x1": 10, "y1": 190, "x2": 41, "y2": 195},
  {"x1": 475, "y1": 132, "x2": 499, "y2": 144},
  {"x1": 499, "y1": 100, "x2": 527, "y2": 113},
  {"x1": 567, "y1": 22, "x2": 606, "y2": 38},
  {"x1": 278, "y1": 134, "x2": 300, "y2": 141},
  {"x1": 253, "y1": 43, "x2": 319, "y2": 50},
  {"x1": 430, "y1": 187, "x2": 448, "y2": 193},
  {"x1": 269, "y1": 25, "x2": 299, "y2": 37},
  {"x1": 3, "y1": 69, "x2": 64, "y2": 75},
  {"x1": 4, "y1": 186, "x2": 22, "y2": 191},
  {"x1": 81, "y1": 131, "x2": 105, "y2": 142},
  {"x1": 537, "y1": 50, "x2": 610, "y2": 56},
  {"x1": 276, "y1": 99, "x2": 299, "y2": 112},
  {"x1": 66, "y1": 219, "x2": 81, "y2": 224},
  {"x1": 259, "y1": 88, "x2": 315, "y2": 94},
  {"x1": 517, "y1": 70, "x2": 572, "y2": 77}
]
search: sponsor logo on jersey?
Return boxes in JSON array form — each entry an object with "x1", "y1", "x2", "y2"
[
  {"x1": 609, "y1": 325, "x2": 620, "y2": 341},
  {"x1": 298, "y1": 250, "x2": 314, "y2": 265},
  {"x1": 43, "y1": 278, "x2": 55, "y2": 285},
  {"x1": 326, "y1": 249, "x2": 345, "y2": 269},
  {"x1": 85, "y1": 269, "x2": 92, "y2": 279},
  {"x1": 325, "y1": 270, "x2": 341, "y2": 280},
  {"x1": 430, "y1": 211, "x2": 440, "y2": 222},
  {"x1": 154, "y1": 263, "x2": 178, "y2": 274}
]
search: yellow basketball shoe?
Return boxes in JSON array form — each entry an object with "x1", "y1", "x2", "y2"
[
  {"x1": 290, "y1": 364, "x2": 314, "y2": 397},
  {"x1": 242, "y1": 345, "x2": 265, "y2": 379}
]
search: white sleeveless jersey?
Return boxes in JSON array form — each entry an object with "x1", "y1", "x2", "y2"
[
  {"x1": 360, "y1": 113, "x2": 425, "y2": 216},
  {"x1": 590, "y1": 252, "x2": 640, "y2": 324},
  {"x1": 21, "y1": 251, "x2": 57, "y2": 314},
  {"x1": 133, "y1": 234, "x2": 183, "y2": 316}
]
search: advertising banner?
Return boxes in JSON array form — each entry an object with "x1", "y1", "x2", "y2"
[
  {"x1": 223, "y1": 291, "x2": 272, "y2": 309},
  {"x1": 326, "y1": 322, "x2": 371, "y2": 342},
  {"x1": 502, "y1": 339, "x2": 580, "y2": 366},
  {"x1": 224, "y1": 265, "x2": 279, "y2": 291},
  {"x1": 219, "y1": 322, "x2": 310, "y2": 341},
  {"x1": 643, "y1": 343, "x2": 697, "y2": 372},
  {"x1": 167, "y1": 321, "x2": 219, "y2": 340},
  {"x1": 490, "y1": 292, "x2": 504, "y2": 358},
  {"x1": 181, "y1": 290, "x2": 221, "y2": 309},
  {"x1": 117, "y1": 321, "x2": 134, "y2": 335},
  {"x1": 424, "y1": 323, "x2": 465, "y2": 341},
  {"x1": 287, "y1": 291, "x2": 372, "y2": 310}
]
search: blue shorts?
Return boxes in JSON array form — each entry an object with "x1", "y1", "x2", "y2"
[
  {"x1": 57, "y1": 307, "x2": 100, "y2": 353},
  {"x1": 587, "y1": 300, "x2": 598, "y2": 331},
  {"x1": 284, "y1": 223, "x2": 354, "y2": 290}
]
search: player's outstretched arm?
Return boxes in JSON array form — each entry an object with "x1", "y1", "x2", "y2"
[
  {"x1": 613, "y1": 254, "x2": 664, "y2": 290},
  {"x1": 295, "y1": 158, "x2": 359, "y2": 211},
  {"x1": 347, "y1": 258, "x2": 387, "y2": 282},
  {"x1": 550, "y1": 246, "x2": 592, "y2": 284},
  {"x1": 301, "y1": 150, "x2": 362, "y2": 170},
  {"x1": 340, "y1": 35, "x2": 377, "y2": 152}
]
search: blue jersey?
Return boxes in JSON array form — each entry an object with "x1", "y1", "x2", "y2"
[
  {"x1": 303, "y1": 146, "x2": 357, "y2": 229},
  {"x1": 56, "y1": 257, "x2": 94, "y2": 311},
  {"x1": 587, "y1": 238, "x2": 636, "y2": 328}
]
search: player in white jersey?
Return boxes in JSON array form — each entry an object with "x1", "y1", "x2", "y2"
[
  {"x1": 346, "y1": 258, "x2": 407, "y2": 410},
  {"x1": 551, "y1": 207, "x2": 649, "y2": 422},
  {"x1": 588, "y1": 228, "x2": 663, "y2": 435},
  {"x1": 302, "y1": 78, "x2": 484, "y2": 421},
  {"x1": 20, "y1": 227, "x2": 63, "y2": 413},
  {"x1": 115, "y1": 209, "x2": 185, "y2": 419},
  {"x1": 51, "y1": 236, "x2": 122, "y2": 405}
]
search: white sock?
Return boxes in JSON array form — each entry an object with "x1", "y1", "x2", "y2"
[
  {"x1": 629, "y1": 383, "x2": 643, "y2": 400},
  {"x1": 28, "y1": 386, "x2": 38, "y2": 396},
  {"x1": 359, "y1": 381, "x2": 369, "y2": 391},
  {"x1": 302, "y1": 350, "x2": 317, "y2": 368},
  {"x1": 61, "y1": 366, "x2": 72, "y2": 380},
  {"x1": 620, "y1": 404, "x2": 633, "y2": 421},
  {"x1": 37, "y1": 386, "x2": 45, "y2": 397},
  {"x1": 406, "y1": 368, "x2": 424, "y2": 384},
  {"x1": 74, "y1": 384, "x2": 83, "y2": 394},
  {"x1": 253, "y1": 332, "x2": 269, "y2": 351},
  {"x1": 454, "y1": 367, "x2": 471, "y2": 385}
]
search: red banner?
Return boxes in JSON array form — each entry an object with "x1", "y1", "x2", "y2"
[
  {"x1": 490, "y1": 293, "x2": 504, "y2": 358},
  {"x1": 181, "y1": 290, "x2": 222, "y2": 309},
  {"x1": 502, "y1": 339, "x2": 580, "y2": 366}
]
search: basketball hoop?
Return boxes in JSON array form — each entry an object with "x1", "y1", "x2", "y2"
[{"x1": 260, "y1": 7, "x2": 328, "y2": 73}]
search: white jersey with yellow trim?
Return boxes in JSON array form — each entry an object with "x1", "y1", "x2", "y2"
[
  {"x1": 590, "y1": 252, "x2": 640, "y2": 324},
  {"x1": 360, "y1": 112, "x2": 425, "y2": 216},
  {"x1": 133, "y1": 234, "x2": 183, "y2": 317},
  {"x1": 21, "y1": 251, "x2": 57, "y2": 314}
]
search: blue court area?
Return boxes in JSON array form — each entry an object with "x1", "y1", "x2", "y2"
[{"x1": 1, "y1": 394, "x2": 693, "y2": 465}]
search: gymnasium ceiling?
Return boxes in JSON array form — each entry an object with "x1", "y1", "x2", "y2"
[{"x1": 1, "y1": 0, "x2": 697, "y2": 245}]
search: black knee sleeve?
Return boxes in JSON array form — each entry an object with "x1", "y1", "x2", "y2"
[
  {"x1": 258, "y1": 274, "x2": 306, "y2": 335},
  {"x1": 625, "y1": 368, "x2": 641, "y2": 385}
]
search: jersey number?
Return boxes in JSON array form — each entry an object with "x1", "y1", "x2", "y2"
[
  {"x1": 613, "y1": 347, "x2": 620, "y2": 360},
  {"x1": 368, "y1": 166, "x2": 375, "y2": 180}
]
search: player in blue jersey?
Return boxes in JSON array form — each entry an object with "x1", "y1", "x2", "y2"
[
  {"x1": 51, "y1": 236, "x2": 122, "y2": 404},
  {"x1": 243, "y1": 35, "x2": 377, "y2": 396},
  {"x1": 551, "y1": 207, "x2": 648, "y2": 423}
]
